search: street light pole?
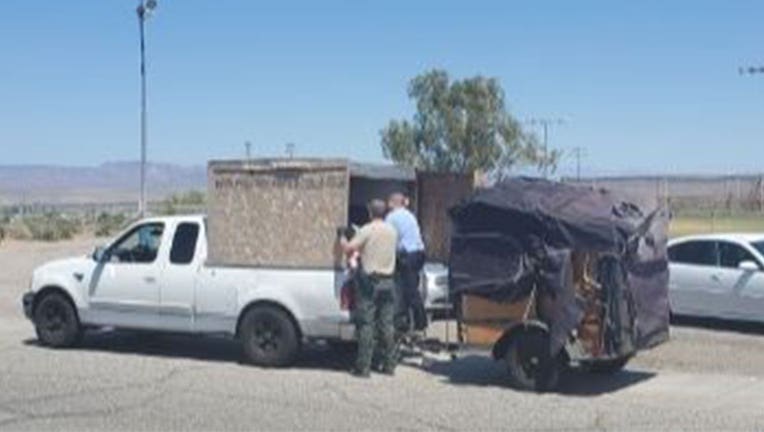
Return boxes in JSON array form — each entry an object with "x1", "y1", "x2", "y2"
[
  {"x1": 739, "y1": 66, "x2": 764, "y2": 75},
  {"x1": 136, "y1": 0, "x2": 157, "y2": 217}
]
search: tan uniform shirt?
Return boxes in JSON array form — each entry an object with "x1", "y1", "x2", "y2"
[{"x1": 348, "y1": 220, "x2": 397, "y2": 276}]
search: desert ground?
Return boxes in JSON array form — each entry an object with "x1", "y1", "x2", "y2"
[{"x1": 2, "y1": 238, "x2": 764, "y2": 431}]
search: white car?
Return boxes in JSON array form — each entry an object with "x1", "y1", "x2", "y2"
[
  {"x1": 21, "y1": 215, "x2": 449, "y2": 366},
  {"x1": 668, "y1": 233, "x2": 764, "y2": 322}
]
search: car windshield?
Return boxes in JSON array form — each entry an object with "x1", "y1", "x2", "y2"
[{"x1": 751, "y1": 241, "x2": 764, "y2": 257}]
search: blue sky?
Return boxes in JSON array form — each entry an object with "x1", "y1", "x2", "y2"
[{"x1": 1, "y1": 0, "x2": 763, "y2": 176}]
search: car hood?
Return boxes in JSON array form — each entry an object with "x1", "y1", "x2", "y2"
[{"x1": 33, "y1": 256, "x2": 94, "y2": 281}]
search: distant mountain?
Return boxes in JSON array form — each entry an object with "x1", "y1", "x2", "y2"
[{"x1": 0, "y1": 162, "x2": 206, "y2": 204}]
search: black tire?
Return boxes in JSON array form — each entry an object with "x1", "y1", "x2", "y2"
[
  {"x1": 504, "y1": 329, "x2": 560, "y2": 392},
  {"x1": 33, "y1": 292, "x2": 81, "y2": 348},
  {"x1": 581, "y1": 356, "x2": 631, "y2": 374},
  {"x1": 240, "y1": 306, "x2": 300, "y2": 367}
]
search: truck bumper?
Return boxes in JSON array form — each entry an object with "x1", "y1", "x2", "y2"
[{"x1": 22, "y1": 292, "x2": 35, "y2": 320}]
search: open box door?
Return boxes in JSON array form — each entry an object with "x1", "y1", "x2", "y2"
[{"x1": 416, "y1": 171, "x2": 481, "y2": 263}]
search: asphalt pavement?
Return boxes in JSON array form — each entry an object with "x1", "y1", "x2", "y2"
[{"x1": 1, "y1": 239, "x2": 764, "y2": 431}]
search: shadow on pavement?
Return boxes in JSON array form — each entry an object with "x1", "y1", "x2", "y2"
[
  {"x1": 23, "y1": 331, "x2": 654, "y2": 394},
  {"x1": 422, "y1": 354, "x2": 655, "y2": 396},
  {"x1": 23, "y1": 329, "x2": 356, "y2": 371},
  {"x1": 672, "y1": 315, "x2": 764, "y2": 336}
]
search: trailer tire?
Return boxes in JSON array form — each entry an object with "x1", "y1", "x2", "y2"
[
  {"x1": 240, "y1": 305, "x2": 299, "y2": 367},
  {"x1": 504, "y1": 328, "x2": 560, "y2": 392},
  {"x1": 581, "y1": 356, "x2": 631, "y2": 374}
]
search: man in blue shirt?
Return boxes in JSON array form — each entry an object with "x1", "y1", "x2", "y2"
[{"x1": 386, "y1": 192, "x2": 428, "y2": 331}]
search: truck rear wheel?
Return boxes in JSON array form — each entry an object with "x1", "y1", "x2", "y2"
[
  {"x1": 34, "y1": 292, "x2": 81, "y2": 348},
  {"x1": 240, "y1": 306, "x2": 299, "y2": 367},
  {"x1": 504, "y1": 329, "x2": 560, "y2": 392}
]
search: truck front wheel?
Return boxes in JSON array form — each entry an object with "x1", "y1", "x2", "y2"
[
  {"x1": 34, "y1": 292, "x2": 81, "y2": 348},
  {"x1": 240, "y1": 306, "x2": 299, "y2": 367}
]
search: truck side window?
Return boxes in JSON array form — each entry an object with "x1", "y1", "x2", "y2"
[
  {"x1": 109, "y1": 223, "x2": 164, "y2": 264},
  {"x1": 170, "y1": 223, "x2": 200, "y2": 265}
]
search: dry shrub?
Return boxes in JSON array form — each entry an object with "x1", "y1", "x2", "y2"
[{"x1": 7, "y1": 214, "x2": 81, "y2": 241}]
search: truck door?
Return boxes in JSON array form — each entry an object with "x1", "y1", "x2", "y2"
[
  {"x1": 156, "y1": 221, "x2": 201, "y2": 332},
  {"x1": 88, "y1": 222, "x2": 165, "y2": 328}
]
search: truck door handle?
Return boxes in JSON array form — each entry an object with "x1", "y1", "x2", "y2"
[
  {"x1": 711, "y1": 274, "x2": 721, "y2": 282},
  {"x1": 144, "y1": 276, "x2": 157, "y2": 284}
]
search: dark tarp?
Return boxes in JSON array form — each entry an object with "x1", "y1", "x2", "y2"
[{"x1": 449, "y1": 177, "x2": 669, "y2": 356}]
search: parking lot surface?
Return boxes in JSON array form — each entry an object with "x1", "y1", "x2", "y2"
[{"x1": 2, "y1": 239, "x2": 764, "y2": 431}]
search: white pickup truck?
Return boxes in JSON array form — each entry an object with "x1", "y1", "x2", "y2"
[{"x1": 22, "y1": 215, "x2": 448, "y2": 366}]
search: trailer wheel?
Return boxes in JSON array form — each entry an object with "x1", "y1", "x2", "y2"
[
  {"x1": 581, "y1": 356, "x2": 631, "y2": 374},
  {"x1": 504, "y1": 329, "x2": 559, "y2": 392},
  {"x1": 240, "y1": 305, "x2": 299, "y2": 367}
]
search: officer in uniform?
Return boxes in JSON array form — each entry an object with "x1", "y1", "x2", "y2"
[{"x1": 339, "y1": 199, "x2": 398, "y2": 377}]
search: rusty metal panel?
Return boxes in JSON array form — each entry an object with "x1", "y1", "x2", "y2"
[
  {"x1": 416, "y1": 172, "x2": 476, "y2": 263},
  {"x1": 207, "y1": 159, "x2": 349, "y2": 268}
]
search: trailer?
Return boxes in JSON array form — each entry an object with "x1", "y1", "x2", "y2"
[{"x1": 441, "y1": 178, "x2": 670, "y2": 391}]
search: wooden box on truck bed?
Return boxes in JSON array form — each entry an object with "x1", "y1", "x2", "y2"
[
  {"x1": 207, "y1": 158, "x2": 478, "y2": 269},
  {"x1": 207, "y1": 159, "x2": 351, "y2": 268},
  {"x1": 207, "y1": 158, "x2": 420, "y2": 268}
]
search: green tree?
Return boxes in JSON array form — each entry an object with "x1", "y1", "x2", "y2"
[{"x1": 380, "y1": 69, "x2": 559, "y2": 174}]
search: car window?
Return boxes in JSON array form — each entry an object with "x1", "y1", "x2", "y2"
[
  {"x1": 668, "y1": 241, "x2": 717, "y2": 266},
  {"x1": 170, "y1": 222, "x2": 200, "y2": 265},
  {"x1": 109, "y1": 223, "x2": 164, "y2": 264},
  {"x1": 718, "y1": 241, "x2": 759, "y2": 269},
  {"x1": 752, "y1": 241, "x2": 764, "y2": 258}
]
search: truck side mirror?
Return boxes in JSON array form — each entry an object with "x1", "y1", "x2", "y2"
[{"x1": 92, "y1": 246, "x2": 108, "y2": 263}]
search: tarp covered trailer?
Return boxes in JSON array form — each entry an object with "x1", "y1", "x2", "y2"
[{"x1": 448, "y1": 178, "x2": 670, "y2": 391}]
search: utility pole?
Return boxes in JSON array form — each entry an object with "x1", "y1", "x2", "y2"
[
  {"x1": 285, "y1": 142, "x2": 295, "y2": 159},
  {"x1": 739, "y1": 66, "x2": 763, "y2": 212},
  {"x1": 136, "y1": 0, "x2": 158, "y2": 217},
  {"x1": 526, "y1": 118, "x2": 565, "y2": 178},
  {"x1": 570, "y1": 146, "x2": 587, "y2": 182}
]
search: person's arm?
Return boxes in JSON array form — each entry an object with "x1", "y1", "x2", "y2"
[{"x1": 340, "y1": 226, "x2": 368, "y2": 255}]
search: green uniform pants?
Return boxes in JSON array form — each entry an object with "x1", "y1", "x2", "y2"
[{"x1": 354, "y1": 275, "x2": 396, "y2": 374}]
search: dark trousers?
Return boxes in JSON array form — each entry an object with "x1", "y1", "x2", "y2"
[
  {"x1": 395, "y1": 250, "x2": 427, "y2": 331},
  {"x1": 354, "y1": 275, "x2": 396, "y2": 374}
]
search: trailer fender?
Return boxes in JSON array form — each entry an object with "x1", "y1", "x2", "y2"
[{"x1": 491, "y1": 320, "x2": 549, "y2": 360}]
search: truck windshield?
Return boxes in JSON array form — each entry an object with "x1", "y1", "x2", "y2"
[{"x1": 751, "y1": 241, "x2": 764, "y2": 257}]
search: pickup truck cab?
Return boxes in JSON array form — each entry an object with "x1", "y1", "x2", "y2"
[{"x1": 22, "y1": 215, "x2": 447, "y2": 366}]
